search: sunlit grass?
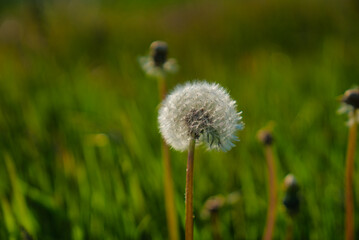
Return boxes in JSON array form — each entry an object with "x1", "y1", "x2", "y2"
[{"x1": 0, "y1": 0, "x2": 359, "y2": 239}]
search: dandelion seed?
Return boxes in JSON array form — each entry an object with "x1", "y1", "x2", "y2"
[{"x1": 158, "y1": 81, "x2": 243, "y2": 152}]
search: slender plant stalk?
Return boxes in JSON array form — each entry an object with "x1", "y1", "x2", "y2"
[
  {"x1": 185, "y1": 138, "x2": 196, "y2": 240},
  {"x1": 158, "y1": 74, "x2": 167, "y2": 100},
  {"x1": 263, "y1": 144, "x2": 277, "y2": 240},
  {"x1": 211, "y1": 211, "x2": 222, "y2": 240},
  {"x1": 231, "y1": 199, "x2": 246, "y2": 240},
  {"x1": 345, "y1": 109, "x2": 358, "y2": 240},
  {"x1": 161, "y1": 140, "x2": 178, "y2": 240},
  {"x1": 158, "y1": 73, "x2": 179, "y2": 240},
  {"x1": 285, "y1": 217, "x2": 294, "y2": 240}
]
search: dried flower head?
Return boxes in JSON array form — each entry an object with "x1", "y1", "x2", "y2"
[
  {"x1": 201, "y1": 195, "x2": 226, "y2": 220},
  {"x1": 338, "y1": 87, "x2": 359, "y2": 126},
  {"x1": 158, "y1": 81, "x2": 244, "y2": 151},
  {"x1": 139, "y1": 40, "x2": 178, "y2": 77}
]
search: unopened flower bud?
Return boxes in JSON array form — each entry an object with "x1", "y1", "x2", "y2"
[
  {"x1": 201, "y1": 195, "x2": 226, "y2": 220},
  {"x1": 283, "y1": 174, "x2": 300, "y2": 217},
  {"x1": 284, "y1": 174, "x2": 299, "y2": 193},
  {"x1": 139, "y1": 41, "x2": 178, "y2": 77},
  {"x1": 342, "y1": 89, "x2": 359, "y2": 109},
  {"x1": 150, "y1": 41, "x2": 168, "y2": 67},
  {"x1": 257, "y1": 130, "x2": 273, "y2": 146}
]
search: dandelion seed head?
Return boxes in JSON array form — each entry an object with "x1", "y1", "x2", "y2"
[{"x1": 158, "y1": 81, "x2": 244, "y2": 151}]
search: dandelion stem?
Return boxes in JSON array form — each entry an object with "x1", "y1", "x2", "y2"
[
  {"x1": 210, "y1": 211, "x2": 222, "y2": 240},
  {"x1": 162, "y1": 139, "x2": 179, "y2": 240},
  {"x1": 185, "y1": 138, "x2": 196, "y2": 240},
  {"x1": 158, "y1": 73, "x2": 179, "y2": 240},
  {"x1": 285, "y1": 217, "x2": 294, "y2": 240},
  {"x1": 345, "y1": 109, "x2": 357, "y2": 240},
  {"x1": 263, "y1": 144, "x2": 277, "y2": 240},
  {"x1": 158, "y1": 74, "x2": 167, "y2": 100}
]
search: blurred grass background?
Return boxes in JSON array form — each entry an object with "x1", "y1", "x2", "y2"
[{"x1": 0, "y1": 0, "x2": 359, "y2": 239}]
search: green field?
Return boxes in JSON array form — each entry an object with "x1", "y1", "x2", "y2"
[{"x1": 1, "y1": 0, "x2": 359, "y2": 239}]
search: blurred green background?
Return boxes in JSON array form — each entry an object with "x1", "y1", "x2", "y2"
[{"x1": 0, "y1": 0, "x2": 359, "y2": 239}]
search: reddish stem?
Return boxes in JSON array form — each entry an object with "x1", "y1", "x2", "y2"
[
  {"x1": 158, "y1": 74, "x2": 179, "y2": 240},
  {"x1": 211, "y1": 211, "x2": 222, "y2": 240},
  {"x1": 345, "y1": 110, "x2": 357, "y2": 240},
  {"x1": 263, "y1": 145, "x2": 277, "y2": 240},
  {"x1": 185, "y1": 139, "x2": 196, "y2": 240}
]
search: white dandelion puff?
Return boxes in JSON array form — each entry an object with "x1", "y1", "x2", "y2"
[{"x1": 158, "y1": 81, "x2": 244, "y2": 151}]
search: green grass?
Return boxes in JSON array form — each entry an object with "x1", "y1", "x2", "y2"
[{"x1": 0, "y1": 0, "x2": 359, "y2": 239}]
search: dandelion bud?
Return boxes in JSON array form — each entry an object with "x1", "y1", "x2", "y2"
[
  {"x1": 338, "y1": 87, "x2": 359, "y2": 126},
  {"x1": 158, "y1": 81, "x2": 244, "y2": 151},
  {"x1": 342, "y1": 88, "x2": 359, "y2": 109},
  {"x1": 257, "y1": 130, "x2": 273, "y2": 146},
  {"x1": 150, "y1": 41, "x2": 168, "y2": 67},
  {"x1": 201, "y1": 195, "x2": 226, "y2": 220},
  {"x1": 205, "y1": 196, "x2": 225, "y2": 213},
  {"x1": 283, "y1": 174, "x2": 300, "y2": 217},
  {"x1": 257, "y1": 122, "x2": 275, "y2": 146},
  {"x1": 284, "y1": 174, "x2": 299, "y2": 193},
  {"x1": 139, "y1": 41, "x2": 178, "y2": 77}
]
